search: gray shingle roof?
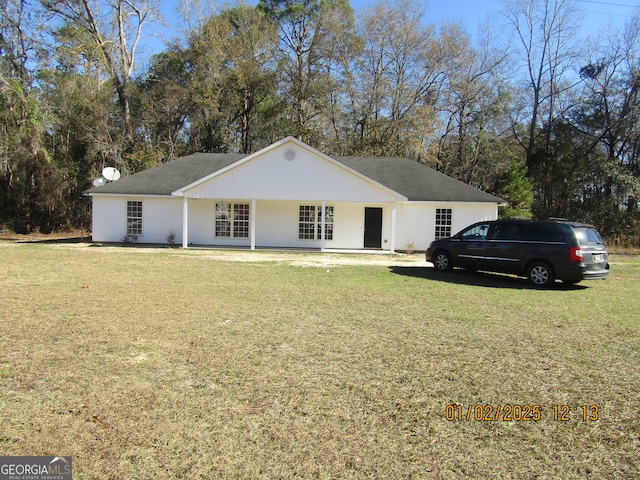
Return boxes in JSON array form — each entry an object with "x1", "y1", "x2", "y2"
[
  {"x1": 336, "y1": 156, "x2": 502, "y2": 203},
  {"x1": 88, "y1": 153, "x2": 245, "y2": 195},
  {"x1": 88, "y1": 152, "x2": 502, "y2": 203}
]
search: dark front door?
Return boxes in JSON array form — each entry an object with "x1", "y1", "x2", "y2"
[{"x1": 364, "y1": 207, "x2": 383, "y2": 248}]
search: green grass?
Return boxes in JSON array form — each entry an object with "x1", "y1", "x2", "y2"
[{"x1": 1, "y1": 243, "x2": 639, "y2": 478}]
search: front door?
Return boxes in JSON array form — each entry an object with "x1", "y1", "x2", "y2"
[{"x1": 364, "y1": 207, "x2": 383, "y2": 249}]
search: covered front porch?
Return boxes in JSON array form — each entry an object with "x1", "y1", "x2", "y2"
[{"x1": 179, "y1": 197, "x2": 399, "y2": 252}]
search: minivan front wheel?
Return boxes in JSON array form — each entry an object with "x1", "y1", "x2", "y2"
[
  {"x1": 432, "y1": 251, "x2": 453, "y2": 272},
  {"x1": 527, "y1": 262, "x2": 555, "y2": 287}
]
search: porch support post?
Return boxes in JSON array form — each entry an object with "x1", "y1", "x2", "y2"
[
  {"x1": 251, "y1": 198, "x2": 256, "y2": 250},
  {"x1": 320, "y1": 201, "x2": 326, "y2": 252},
  {"x1": 182, "y1": 197, "x2": 189, "y2": 248},
  {"x1": 390, "y1": 202, "x2": 397, "y2": 253}
]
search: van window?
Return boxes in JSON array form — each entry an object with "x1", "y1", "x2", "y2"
[
  {"x1": 459, "y1": 224, "x2": 489, "y2": 240},
  {"x1": 573, "y1": 227, "x2": 603, "y2": 246},
  {"x1": 489, "y1": 223, "x2": 522, "y2": 240},
  {"x1": 524, "y1": 223, "x2": 565, "y2": 242}
]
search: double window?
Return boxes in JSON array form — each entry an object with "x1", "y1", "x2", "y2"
[
  {"x1": 435, "y1": 208, "x2": 452, "y2": 239},
  {"x1": 299, "y1": 205, "x2": 334, "y2": 240},
  {"x1": 126, "y1": 201, "x2": 143, "y2": 235},
  {"x1": 216, "y1": 203, "x2": 250, "y2": 238}
]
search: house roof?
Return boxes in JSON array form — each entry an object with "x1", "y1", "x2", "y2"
[
  {"x1": 335, "y1": 156, "x2": 501, "y2": 203},
  {"x1": 88, "y1": 153, "x2": 245, "y2": 196},
  {"x1": 87, "y1": 149, "x2": 502, "y2": 204}
]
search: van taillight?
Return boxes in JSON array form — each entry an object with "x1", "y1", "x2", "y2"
[{"x1": 570, "y1": 246, "x2": 583, "y2": 262}]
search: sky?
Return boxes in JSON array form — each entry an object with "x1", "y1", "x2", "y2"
[
  {"x1": 148, "y1": 0, "x2": 640, "y2": 61},
  {"x1": 399, "y1": 0, "x2": 639, "y2": 34}
]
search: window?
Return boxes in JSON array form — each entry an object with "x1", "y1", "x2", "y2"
[
  {"x1": 233, "y1": 203, "x2": 250, "y2": 238},
  {"x1": 299, "y1": 205, "x2": 334, "y2": 240},
  {"x1": 216, "y1": 203, "x2": 250, "y2": 238},
  {"x1": 319, "y1": 206, "x2": 334, "y2": 240},
  {"x1": 298, "y1": 206, "x2": 316, "y2": 239},
  {"x1": 572, "y1": 227, "x2": 603, "y2": 246},
  {"x1": 435, "y1": 208, "x2": 452, "y2": 239},
  {"x1": 126, "y1": 201, "x2": 142, "y2": 235},
  {"x1": 490, "y1": 223, "x2": 521, "y2": 240},
  {"x1": 524, "y1": 224, "x2": 565, "y2": 242},
  {"x1": 460, "y1": 223, "x2": 489, "y2": 241}
]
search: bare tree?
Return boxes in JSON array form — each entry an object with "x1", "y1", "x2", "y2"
[
  {"x1": 436, "y1": 21, "x2": 512, "y2": 186},
  {"x1": 40, "y1": 0, "x2": 160, "y2": 153},
  {"x1": 175, "y1": 0, "x2": 217, "y2": 42},
  {"x1": 503, "y1": 0, "x2": 580, "y2": 165},
  {"x1": 350, "y1": 0, "x2": 450, "y2": 158},
  {"x1": 258, "y1": 0, "x2": 358, "y2": 145}
]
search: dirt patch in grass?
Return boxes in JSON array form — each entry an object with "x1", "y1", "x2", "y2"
[{"x1": 1, "y1": 242, "x2": 639, "y2": 478}]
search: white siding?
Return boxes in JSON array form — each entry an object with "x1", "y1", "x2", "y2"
[
  {"x1": 394, "y1": 202, "x2": 498, "y2": 251},
  {"x1": 182, "y1": 145, "x2": 401, "y2": 203},
  {"x1": 334, "y1": 203, "x2": 368, "y2": 249},
  {"x1": 92, "y1": 195, "x2": 498, "y2": 250},
  {"x1": 91, "y1": 196, "x2": 121, "y2": 242},
  {"x1": 185, "y1": 199, "x2": 214, "y2": 245},
  {"x1": 254, "y1": 201, "x2": 297, "y2": 248},
  {"x1": 449, "y1": 204, "x2": 497, "y2": 236},
  {"x1": 253, "y1": 201, "x2": 384, "y2": 250},
  {"x1": 394, "y1": 203, "x2": 434, "y2": 252},
  {"x1": 92, "y1": 196, "x2": 183, "y2": 244}
]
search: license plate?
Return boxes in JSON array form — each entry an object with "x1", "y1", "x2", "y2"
[{"x1": 592, "y1": 254, "x2": 604, "y2": 262}]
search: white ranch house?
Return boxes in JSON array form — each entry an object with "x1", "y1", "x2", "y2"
[{"x1": 87, "y1": 137, "x2": 503, "y2": 252}]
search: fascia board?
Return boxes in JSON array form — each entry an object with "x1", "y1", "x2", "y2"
[
  {"x1": 87, "y1": 193, "x2": 175, "y2": 199},
  {"x1": 402, "y1": 200, "x2": 506, "y2": 205}
]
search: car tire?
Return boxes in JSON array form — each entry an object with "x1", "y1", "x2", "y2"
[
  {"x1": 432, "y1": 251, "x2": 453, "y2": 272},
  {"x1": 527, "y1": 261, "x2": 555, "y2": 287}
]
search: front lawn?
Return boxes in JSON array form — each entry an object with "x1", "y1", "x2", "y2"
[{"x1": 1, "y1": 243, "x2": 638, "y2": 478}]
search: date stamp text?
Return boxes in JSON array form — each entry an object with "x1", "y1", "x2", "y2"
[{"x1": 445, "y1": 404, "x2": 599, "y2": 422}]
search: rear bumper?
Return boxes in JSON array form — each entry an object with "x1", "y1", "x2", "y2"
[
  {"x1": 581, "y1": 264, "x2": 610, "y2": 280},
  {"x1": 555, "y1": 262, "x2": 609, "y2": 282}
]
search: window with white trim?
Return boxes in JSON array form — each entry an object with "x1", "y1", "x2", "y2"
[
  {"x1": 435, "y1": 208, "x2": 452, "y2": 239},
  {"x1": 215, "y1": 203, "x2": 250, "y2": 238},
  {"x1": 126, "y1": 201, "x2": 143, "y2": 235},
  {"x1": 298, "y1": 205, "x2": 334, "y2": 240}
]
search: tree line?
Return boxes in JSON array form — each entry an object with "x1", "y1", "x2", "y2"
[{"x1": 1, "y1": 0, "x2": 639, "y2": 245}]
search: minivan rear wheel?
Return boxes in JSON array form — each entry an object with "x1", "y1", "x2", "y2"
[
  {"x1": 432, "y1": 251, "x2": 452, "y2": 272},
  {"x1": 527, "y1": 261, "x2": 555, "y2": 287}
]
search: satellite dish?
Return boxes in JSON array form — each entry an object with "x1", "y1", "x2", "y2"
[
  {"x1": 93, "y1": 177, "x2": 107, "y2": 187},
  {"x1": 102, "y1": 167, "x2": 121, "y2": 181}
]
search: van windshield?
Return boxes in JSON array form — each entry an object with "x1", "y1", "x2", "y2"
[{"x1": 573, "y1": 227, "x2": 604, "y2": 246}]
